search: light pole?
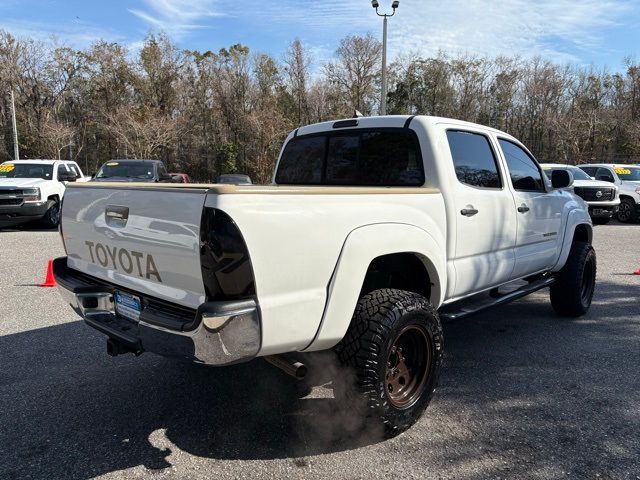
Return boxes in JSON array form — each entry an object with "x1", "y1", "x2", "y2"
[
  {"x1": 10, "y1": 89, "x2": 19, "y2": 160},
  {"x1": 372, "y1": 0, "x2": 399, "y2": 116}
]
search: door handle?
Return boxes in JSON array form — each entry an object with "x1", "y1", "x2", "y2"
[
  {"x1": 518, "y1": 204, "x2": 530, "y2": 213},
  {"x1": 460, "y1": 207, "x2": 479, "y2": 217}
]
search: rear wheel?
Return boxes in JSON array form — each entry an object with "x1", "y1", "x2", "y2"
[
  {"x1": 617, "y1": 198, "x2": 636, "y2": 223},
  {"x1": 334, "y1": 288, "x2": 443, "y2": 437},
  {"x1": 550, "y1": 242, "x2": 596, "y2": 317},
  {"x1": 40, "y1": 199, "x2": 60, "y2": 229}
]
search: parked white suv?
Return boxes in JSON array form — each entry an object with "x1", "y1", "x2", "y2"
[
  {"x1": 0, "y1": 159, "x2": 88, "y2": 228},
  {"x1": 541, "y1": 164, "x2": 619, "y2": 224},
  {"x1": 53, "y1": 116, "x2": 595, "y2": 436},
  {"x1": 578, "y1": 164, "x2": 640, "y2": 223}
]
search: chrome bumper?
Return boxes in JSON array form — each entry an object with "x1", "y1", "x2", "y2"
[{"x1": 53, "y1": 257, "x2": 261, "y2": 366}]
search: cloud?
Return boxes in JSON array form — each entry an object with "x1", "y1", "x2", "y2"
[
  {"x1": 235, "y1": 0, "x2": 633, "y2": 64},
  {"x1": 0, "y1": 18, "x2": 124, "y2": 49},
  {"x1": 129, "y1": 0, "x2": 226, "y2": 39}
]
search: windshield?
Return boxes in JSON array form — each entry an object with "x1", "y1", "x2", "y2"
[
  {"x1": 96, "y1": 162, "x2": 155, "y2": 179},
  {"x1": 0, "y1": 162, "x2": 53, "y2": 180},
  {"x1": 614, "y1": 166, "x2": 640, "y2": 181}
]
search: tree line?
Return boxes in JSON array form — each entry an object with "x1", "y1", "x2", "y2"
[{"x1": 1, "y1": 30, "x2": 639, "y2": 183}]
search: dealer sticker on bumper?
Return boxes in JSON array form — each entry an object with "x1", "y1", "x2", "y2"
[{"x1": 114, "y1": 291, "x2": 142, "y2": 322}]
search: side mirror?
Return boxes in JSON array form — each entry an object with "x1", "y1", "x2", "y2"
[
  {"x1": 58, "y1": 172, "x2": 77, "y2": 182},
  {"x1": 551, "y1": 169, "x2": 573, "y2": 189},
  {"x1": 596, "y1": 174, "x2": 615, "y2": 183}
]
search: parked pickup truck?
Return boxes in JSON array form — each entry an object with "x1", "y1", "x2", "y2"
[
  {"x1": 93, "y1": 159, "x2": 174, "y2": 183},
  {"x1": 541, "y1": 163, "x2": 619, "y2": 224},
  {"x1": 53, "y1": 116, "x2": 595, "y2": 436},
  {"x1": 0, "y1": 159, "x2": 88, "y2": 228},
  {"x1": 578, "y1": 164, "x2": 640, "y2": 223}
]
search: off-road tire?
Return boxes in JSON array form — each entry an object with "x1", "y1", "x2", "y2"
[
  {"x1": 550, "y1": 242, "x2": 596, "y2": 317},
  {"x1": 334, "y1": 288, "x2": 443, "y2": 437},
  {"x1": 616, "y1": 198, "x2": 636, "y2": 223},
  {"x1": 40, "y1": 199, "x2": 60, "y2": 229}
]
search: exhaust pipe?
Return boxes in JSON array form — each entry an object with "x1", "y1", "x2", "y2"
[{"x1": 264, "y1": 355, "x2": 307, "y2": 379}]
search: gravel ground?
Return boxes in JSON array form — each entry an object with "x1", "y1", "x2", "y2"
[{"x1": 0, "y1": 222, "x2": 638, "y2": 480}]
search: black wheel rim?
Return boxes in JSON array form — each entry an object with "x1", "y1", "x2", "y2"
[
  {"x1": 385, "y1": 324, "x2": 431, "y2": 409},
  {"x1": 618, "y1": 202, "x2": 631, "y2": 222},
  {"x1": 581, "y1": 255, "x2": 596, "y2": 304},
  {"x1": 49, "y1": 204, "x2": 60, "y2": 224}
]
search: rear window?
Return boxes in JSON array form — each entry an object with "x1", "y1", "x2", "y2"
[{"x1": 275, "y1": 129, "x2": 424, "y2": 186}]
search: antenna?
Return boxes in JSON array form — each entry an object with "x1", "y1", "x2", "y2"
[{"x1": 353, "y1": 109, "x2": 364, "y2": 118}]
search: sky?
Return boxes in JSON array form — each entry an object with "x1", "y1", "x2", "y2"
[{"x1": 0, "y1": 0, "x2": 639, "y2": 71}]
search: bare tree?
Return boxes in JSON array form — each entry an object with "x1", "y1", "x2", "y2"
[
  {"x1": 283, "y1": 38, "x2": 311, "y2": 124},
  {"x1": 104, "y1": 108, "x2": 181, "y2": 160},
  {"x1": 324, "y1": 33, "x2": 382, "y2": 114}
]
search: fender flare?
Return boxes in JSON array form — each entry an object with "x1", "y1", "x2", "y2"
[
  {"x1": 303, "y1": 223, "x2": 446, "y2": 352},
  {"x1": 552, "y1": 208, "x2": 593, "y2": 273}
]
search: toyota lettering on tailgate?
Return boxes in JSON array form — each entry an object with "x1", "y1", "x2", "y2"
[{"x1": 84, "y1": 241, "x2": 162, "y2": 282}]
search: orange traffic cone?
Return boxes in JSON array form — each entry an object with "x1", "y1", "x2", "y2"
[{"x1": 40, "y1": 259, "x2": 57, "y2": 287}]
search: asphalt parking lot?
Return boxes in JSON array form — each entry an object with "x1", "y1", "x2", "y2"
[{"x1": 0, "y1": 223, "x2": 638, "y2": 480}]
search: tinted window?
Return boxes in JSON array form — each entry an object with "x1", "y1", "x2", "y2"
[
  {"x1": 67, "y1": 164, "x2": 81, "y2": 176},
  {"x1": 96, "y1": 162, "x2": 155, "y2": 180},
  {"x1": 276, "y1": 136, "x2": 325, "y2": 184},
  {"x1": 447, "y1": 130, "x2": 501, "y2": 188},
  {"x1": 595, "y1": 168, "x2": 615, "y2": 182},
  {"x1": 579, "y1": 166, "x2": 597, "y2": 177},
  {"x1": 276, "y1": 129, "x2": 424, "y2": 186},
  {"x1": 499, "y1": 139, "x2": 545, "y2": 192}
]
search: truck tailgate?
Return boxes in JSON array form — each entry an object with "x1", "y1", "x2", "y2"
[{"x1": 61, "y1": 184, "x2": 208, "y2": 309}]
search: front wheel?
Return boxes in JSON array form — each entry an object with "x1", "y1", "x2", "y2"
[
  {"x1": 617, "y1": 198, "x2": 636, "y2": 223},
  {"x1": 334, "y1": 289, "x2": 443, "y2": 437},
  {"x1": 550, "y1": 242, "x2": 596, "y2": 317},
  {"x1": 40, "y1": 200, "x2": 60, "y2": 229}
]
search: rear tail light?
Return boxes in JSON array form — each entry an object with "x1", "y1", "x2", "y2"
[{"x1": 199, "y1": 208, "x2": 256, "y2": 300}]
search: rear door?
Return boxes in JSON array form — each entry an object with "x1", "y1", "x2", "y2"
[
  {"x1": 497, "y1": 138, "x2": 564, "y2": 278},
  {"x1": 446, "y1": 129, "x2": 517, "y2": 297},
  {"x1": 61, "y1": 184, "x2": 209, "y2": 308}
]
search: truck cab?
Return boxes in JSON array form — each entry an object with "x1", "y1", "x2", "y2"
[{"x1": 0, "y1": 159, "x2": 88, "y2": 228}]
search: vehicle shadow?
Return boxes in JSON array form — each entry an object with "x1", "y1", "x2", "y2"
[
  {"x1": 0, "y1": 320, "x2": 379, "y2": 480},
  {"x1": 0, "y1": 279, "x2": 638, "y2": 479}
]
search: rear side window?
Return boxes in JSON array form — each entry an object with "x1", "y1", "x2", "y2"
[
  {"x1": 446, "y1": 130, "x2": 502, "y2": 188},
  {"x1": 499, "y1": 139, "x2": 545, "y2": 192},
  {"x1": 276, "y1": 129, "x2": 424, "y2": 186}
]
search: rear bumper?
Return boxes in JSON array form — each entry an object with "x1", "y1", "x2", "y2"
[
  {"x1": 52, "y1": 257, "x2": 261, "y2": 366},
  {"x1": 0, "y1": 201, "x2": 49, "y2": 226}
]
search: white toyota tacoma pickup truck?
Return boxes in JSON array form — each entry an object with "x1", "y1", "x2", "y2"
[
  {"x1": 0, "y1": 159, "x2": 88, "y2": 228},
  {"x1": 53, "y1": 116, "x2": 596, "y2": 436}
]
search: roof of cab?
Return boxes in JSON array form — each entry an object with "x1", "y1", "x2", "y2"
[
  {"x1": 290, "y1": 115, "x2": 516, "y2": 141},
  {"x1": 1, "y1": 159, "x2": 61, "y2": 165}
]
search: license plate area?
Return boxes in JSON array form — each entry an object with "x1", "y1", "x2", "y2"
[{"x1": 114, "y1": 291, "x2": 142, "y2": 322}]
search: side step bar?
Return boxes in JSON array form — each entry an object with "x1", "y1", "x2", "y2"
[{"x1": 439, "y1": 276, "x2": 555, "y2": 321}]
